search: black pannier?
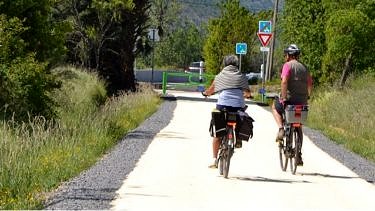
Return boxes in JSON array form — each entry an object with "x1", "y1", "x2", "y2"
[
  {"x1": 209, "y1": 110, "x2": 226, "y2": 137},
  {"x1": 235, "y1": 111, "x2": 254, "y2": 141},
  {"x1": 209, "y1": 110, "x2": 254, "y2": 141}
]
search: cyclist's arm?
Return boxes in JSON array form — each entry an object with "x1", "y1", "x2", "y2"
[
  {"x1": 203, "y1": 80, "x2": 215, "y2": 96},
  {"x1": 280, "y1": 63, "x2": 290, "y2": 101},
  {"x1": 243, "y1": 88, "x2": 251, "y2": 99},
  {"x1": 281, "y1": 76, "x2": 288, "y2": 100}
]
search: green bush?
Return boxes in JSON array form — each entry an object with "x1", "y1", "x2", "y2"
[
  {"x1": 0, "y1": 55, "x2": 60, "y2": 121},
  {"x1": 0, "y1": 15, "x2": 60, "y2": 121}
]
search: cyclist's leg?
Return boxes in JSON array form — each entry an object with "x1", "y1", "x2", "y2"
[
  {"x1": 213, "y1": 137, "x2": 220, "y2": 158},
  {"x1": 272, "y1": 99, "x2": 285, "y2": 140},
  {"x1": 209, "y1": 137, "x2": 220, "y2": 168}
]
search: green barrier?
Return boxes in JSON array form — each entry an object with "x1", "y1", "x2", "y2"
[{"x1": 162, "y1": 72, "x2": 215, "y2": 95}]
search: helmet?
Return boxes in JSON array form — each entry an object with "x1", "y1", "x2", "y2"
[{"x1": 284, "y1": 44, "x2": 300, "y2": 56}]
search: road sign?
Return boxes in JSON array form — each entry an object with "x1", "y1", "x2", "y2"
[
  {"x1": 260, "y1": 46, "x2": 270, "y2": 52},
  {"x1": 259, "y1": 21, "x2": 272, "y2": 34},
  {"x1": 148, "y1": 28, "x2": 160, "y2": 41},
  {"x1": 257, "y1": 33, "x2": 272, "y2": 47},
  {"x1": 236, "y1": 43, "x2": 247, "y2": 55}
]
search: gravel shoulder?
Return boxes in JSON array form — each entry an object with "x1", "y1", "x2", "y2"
[
  {"x1": 44, "y1": 98, "x2": 374, "y2": 209},
  {"x1": 44, "y1": 100, "x2": 177, "y2": 209}
]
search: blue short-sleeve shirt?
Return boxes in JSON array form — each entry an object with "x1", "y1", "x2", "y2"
[{"x1": 217, "y1": 89, "x2": 245, "y2": 108}]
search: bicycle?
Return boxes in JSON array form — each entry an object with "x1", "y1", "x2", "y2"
[
  {"x1": 215, "y1": 109, "x2": 239, "y2": 178},
  {"x1": 278, "y1": 103, "x2": 308, "y2": 175}
]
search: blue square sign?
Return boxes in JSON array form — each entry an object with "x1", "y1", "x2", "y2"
[
  {"x1": 259, "y1": 21, "x2": 272, "y2": 33},
  {"x1": 236, "y1": 43, "x2": 247, "y2": 55}
]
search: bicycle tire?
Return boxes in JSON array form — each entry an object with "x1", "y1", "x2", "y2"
[
  {"x1": 219, "y1": 152, "x2": 224, "y2": 175},
  {"x1": 223, "y1": 146, "x2": 233, "y2": 178},
  {"x1": 278, "y1": 140, "x2": 288, "y2": 171},
  {"x1": 290, "y1": 127, "x2": 301, "y2": 174},
  {"x1": 292, "y1": 127, "x2": 303, "y2": 174},
  {"x1": 218, "y1": 137, "x2": 226, "y2": 175}
]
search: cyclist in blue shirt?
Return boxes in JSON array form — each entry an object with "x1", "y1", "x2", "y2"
[{"x1": 203, "y1": 54, "x2": 251, "y2": 168}]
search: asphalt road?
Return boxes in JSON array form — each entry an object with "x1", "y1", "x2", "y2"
[{"x1": 44, "y1": 90, "x2": 375, "y2": 210}]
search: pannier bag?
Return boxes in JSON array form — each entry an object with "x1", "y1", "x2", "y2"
[
  {"x1": 236, "y1": 111, "x2": 254, "y2": 141},
  {"x1": 285, "y1": 105, "x2": 308, "y2": 124},
  {"x1": 209, "y1": 109, "x2": 254, "y2": 141},
  {"x1": 209, "y1": 109, "x2": 226, "y2": 137}
]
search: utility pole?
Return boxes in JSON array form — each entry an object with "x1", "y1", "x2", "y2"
[{"x1": 266, "y1": 0, "x2": 279, "y2": 81}]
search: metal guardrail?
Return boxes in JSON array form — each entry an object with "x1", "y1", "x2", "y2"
[{"x1": 162, "y1": 72, "x2": 215, "y2": 95}]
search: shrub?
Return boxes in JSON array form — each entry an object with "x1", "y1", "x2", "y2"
[{"x1": 0, "y1": 55, "x2": 60, "y2": 121}]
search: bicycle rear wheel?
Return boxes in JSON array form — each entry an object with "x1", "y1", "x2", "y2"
[
  {"x1": 219, "y1": 153, "x2": 225, "y2": 175},
  {"x1": 223, "y1": 146, "x2": 233, "y2": 178},
  {"x1": 278, "y1": 140, "x2": 288, "y2": 171},
  {"x1": 290, "y1": 127, "x2": 302, "y2": 174},
  {"x1": 218, "y1": 137, "x2": 225, "y2": 175}
]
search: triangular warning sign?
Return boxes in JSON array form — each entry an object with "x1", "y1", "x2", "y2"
[{"x1": 257, "y1": 33, "x2": 272, "y2": 47}]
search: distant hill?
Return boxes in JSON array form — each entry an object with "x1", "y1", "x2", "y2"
[{"x1": 177, "y1": 0, "x2": 283, "y2": 25}]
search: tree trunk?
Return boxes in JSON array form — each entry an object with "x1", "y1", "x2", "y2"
[{"x1": 339, "y1": 52, "x2": 352, "y2": 88}]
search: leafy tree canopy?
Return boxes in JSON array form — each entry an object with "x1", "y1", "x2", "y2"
[{"x1": 203, "y1": 0, "x2": 257, "y2": 74}]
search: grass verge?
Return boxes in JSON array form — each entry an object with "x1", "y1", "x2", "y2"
[
  {"x1": 0, "y1": 66, "x2": 161, "y2": 209},
  {"x1": 307, "y1": 73, "x2": 375, "y2": 163}
]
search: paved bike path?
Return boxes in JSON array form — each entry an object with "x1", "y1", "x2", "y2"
[{"x1": 111, "y1": 90, "x2": 375, "y2": 211}]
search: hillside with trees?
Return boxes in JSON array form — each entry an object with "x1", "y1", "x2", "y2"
[{"x1": 178, "y1": 0, "x2": 279, "y2": 25}]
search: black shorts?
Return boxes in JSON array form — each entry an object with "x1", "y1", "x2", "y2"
[
  {"x1": 274, "y1": 99, "x2": 284, "y2": 115},
  {"x1": 274, "y1": 98, "x2": 306, "y2": 115},
  {"x1": 216, "y1": 104, "x2": 242, "y2": 112}
]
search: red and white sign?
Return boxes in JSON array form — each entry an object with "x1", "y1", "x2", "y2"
[{"x1": 257, "y1": 33, "x2": 272, "y2": 47}]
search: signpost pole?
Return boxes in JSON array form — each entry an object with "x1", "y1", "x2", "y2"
[
  {"x1": 262, "y1": 51, "x2": 265, "y2": 102},
  {"x1": 151, "y1": 29, "x2": 155, "y2": 85},
  {"x1": 239, "y1": 54, "x2": 242, "y2": 72}
]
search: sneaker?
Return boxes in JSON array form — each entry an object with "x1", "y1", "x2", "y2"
[
  {"x1": 235, "y1": 140, "x2": 242, "y2": 148},
  {"x1": 208, "y1": 159, "x2": 218, "y2": 168},
  {"x1": 276, "y1": 128, "x2": 285, "y2": 140}
]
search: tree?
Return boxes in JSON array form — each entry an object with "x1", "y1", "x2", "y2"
[
  {"x1": 62, "y1": 0, "x2": 149, "y2": 93},
  {"x1": 155, "y1": 21, "x2": 205, "y2": 69},
  {"x1": 322, "y1": 9, "x2": 373, "y2": 86},
  {"x1": 149, "y1": 0, "x2": 180, "y2": 37},
  {"x1": 203, "y1": 0, "x2": 257, "y2": 74},
  {"x1": 0, "y1": 0, "x2": 69, "y2": 65},
  {"x1": 0, "y1": 15, "x2": 60, "y2": 120},
  {"x1": 61, "y1": 0, "x2": 134, "y2": 70},
  {"x1": 104, "y1": 0, "x2": 151, "y2": 92},
  {"x1": 279, "y1": 0, "x2": 326, "y2": 82},
  {"x1": 280, "y1": 0, "x2": 374, "y2": 86}
]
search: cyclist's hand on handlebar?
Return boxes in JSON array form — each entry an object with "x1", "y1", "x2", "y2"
[{"x1": 279, "y1": 98, "x2": 285, "y2": 107}]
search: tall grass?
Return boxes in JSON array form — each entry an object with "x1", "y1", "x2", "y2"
[
  {"x1": 308, "y1": 73, "x2": 375, "y2": 163},
  {"x1": 0, "y1": 66, "x2": 161, "y2": 209}
]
